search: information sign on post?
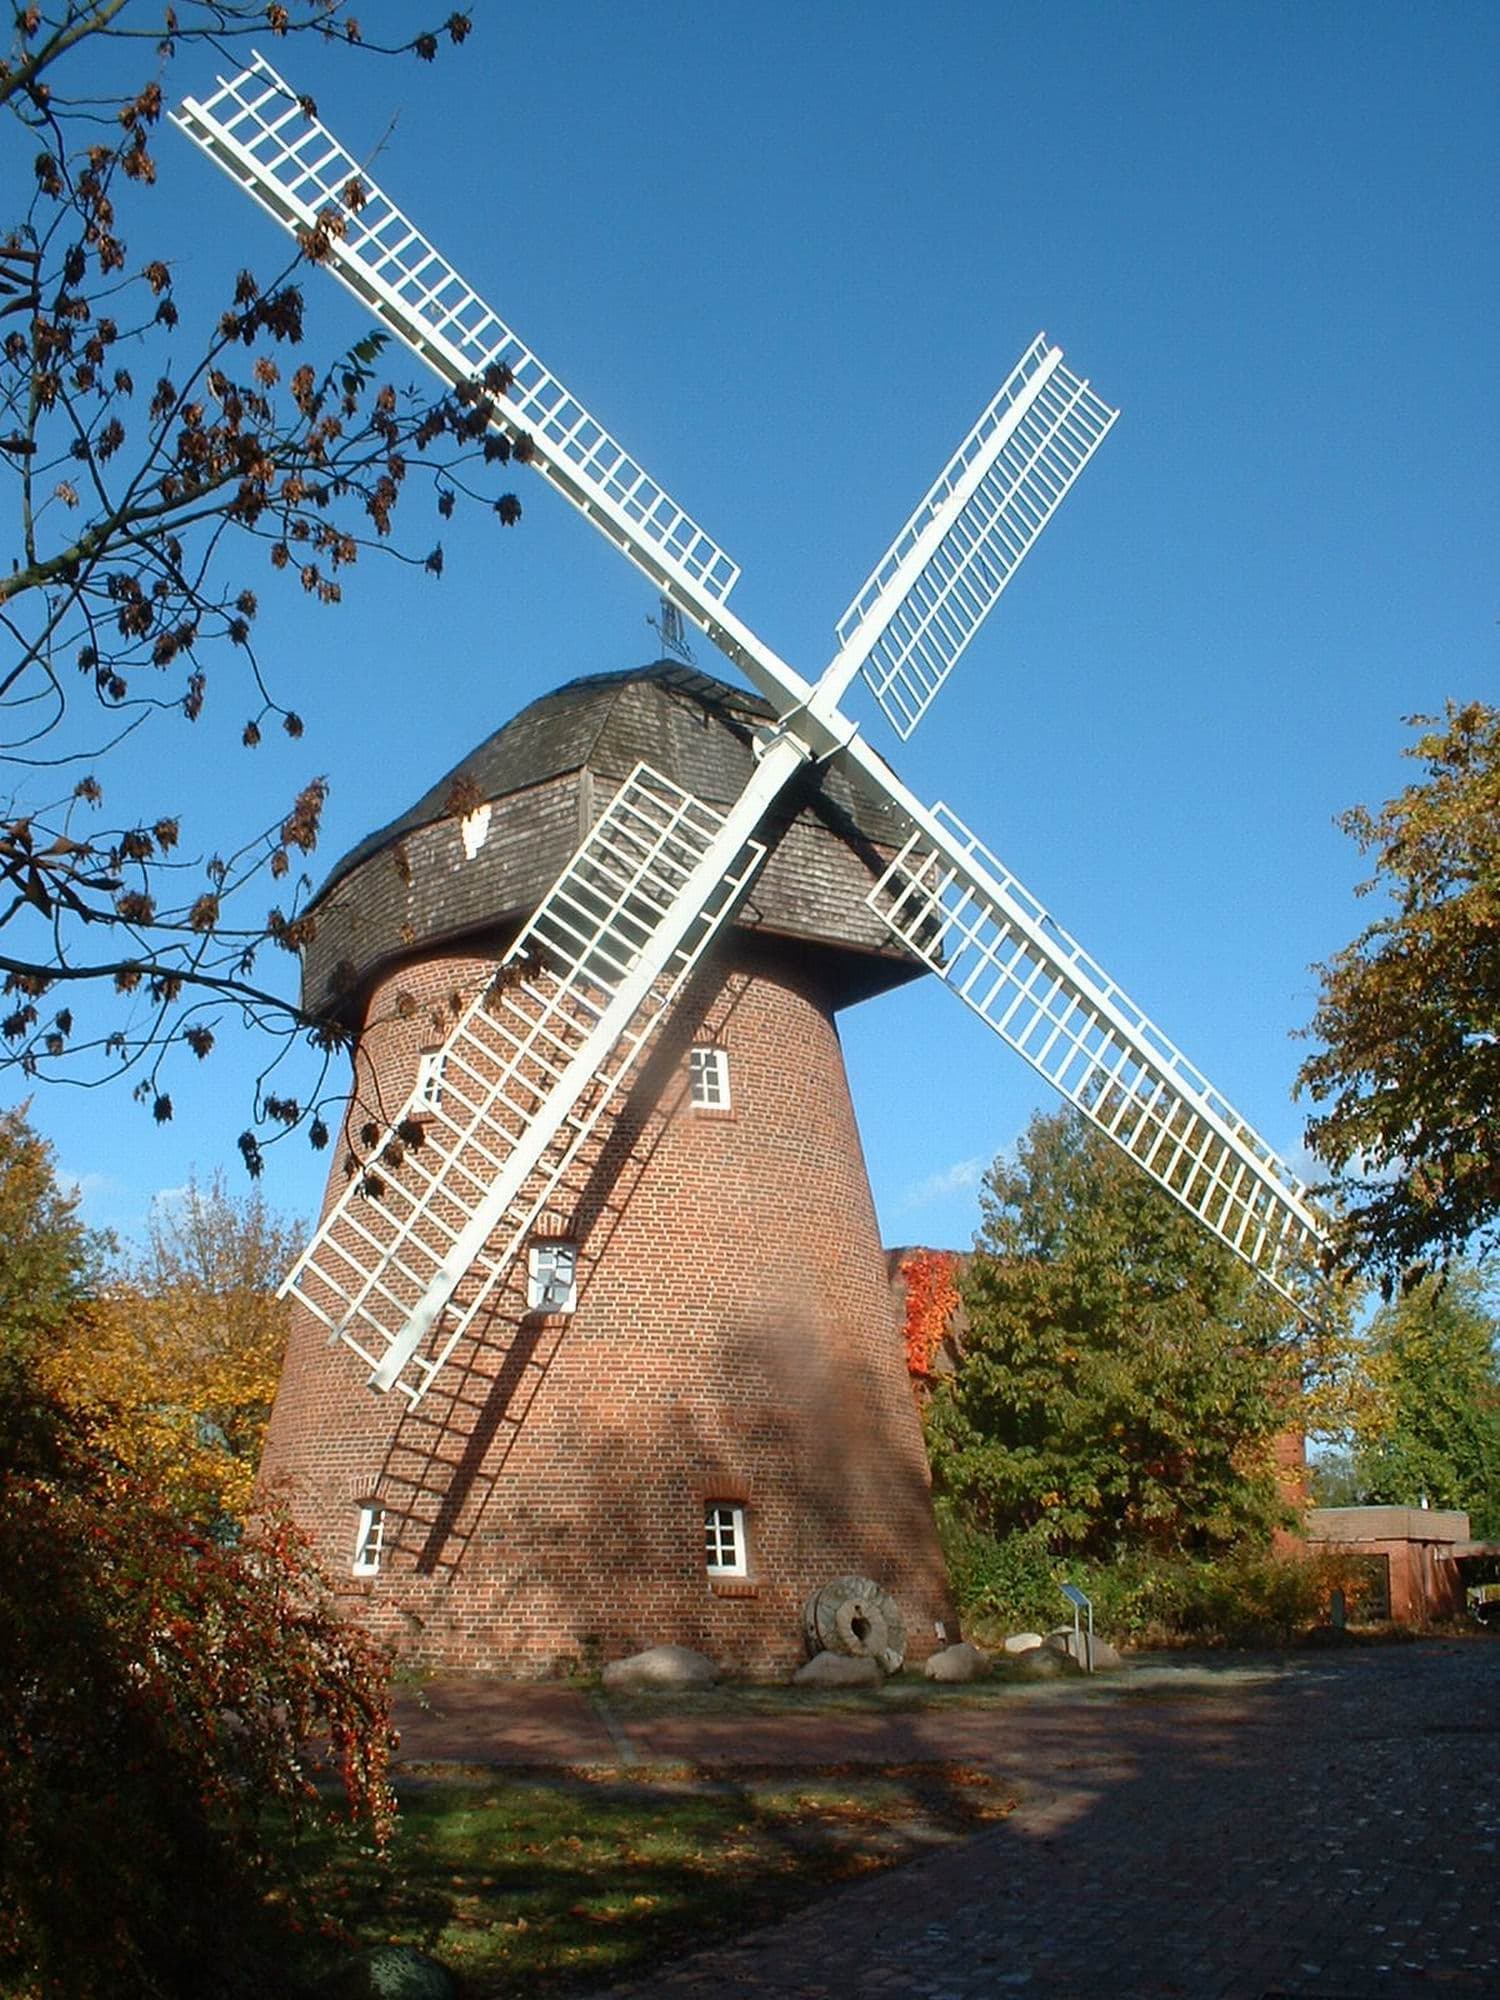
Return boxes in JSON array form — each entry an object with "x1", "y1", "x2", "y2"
[{"x1": 1060, "y1": 1583, "x2": 1095, "y2": 1673}]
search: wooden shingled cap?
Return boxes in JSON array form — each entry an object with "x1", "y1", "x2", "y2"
[{"x1": 301, "y1": 661, "x2": 925, "y2": 1024}]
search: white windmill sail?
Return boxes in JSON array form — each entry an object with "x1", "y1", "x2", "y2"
[
  {"x1": 179, "y1": 56, "x2": 1325, "y2": 1416},
  {"x1": 173, "y1": 56, "x2": 740, "y2": 607},
  {"x1": 862, "y1": 798, "x2": 1317, "y2": 1293},
  {"x1": 283, "y1": 763, "x2": 767, "y2": 1404},
  {"x1": 833, "y1": 338, "x2": 1118, "y2": 738}
]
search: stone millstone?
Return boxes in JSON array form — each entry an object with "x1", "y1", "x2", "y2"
[
  {"x1": 793, "y1": 1649, "x2": 883, "y2": 1687},
  {"x1": 600, "y1": 1644, "x2": 719, "y2": 1692},
  {"x1": 802, "y1": 1575, "x2": 907, "y2": 1673}
]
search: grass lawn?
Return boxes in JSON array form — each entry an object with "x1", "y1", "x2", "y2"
[{"x1": 290, "y1": 1764, "x2": 1017, "y2": 1995}]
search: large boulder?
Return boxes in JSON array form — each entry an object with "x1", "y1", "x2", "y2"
[
  {"x1": 924, "y1": 1641, "x2": 992, "y2": 1683},
  {"x1": 601, "y1": 1644, "x2": 719, "y2": 1692},
  {"x1": 1002, "y1": 1631, "x2": 1045, "y2": 1655},
  {"x1": 1044, "y1": 1628, "x2": 1124, "y2": 1672},
  {"x1": 793, "y1": 1649, "x2": 883, "y2": 1688},
  {"x1": 1005, "y1": 1642, "x2": 1075, "y2": 1678}
]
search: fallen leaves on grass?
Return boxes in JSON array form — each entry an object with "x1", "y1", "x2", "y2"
[{"x1": 292, "y1": 1766, "x2": 1019, "y2": 1995}]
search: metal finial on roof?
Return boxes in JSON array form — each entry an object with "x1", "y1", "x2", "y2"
[{"x1": 648, "y1": 597, "x2": 695, "y2": 664}]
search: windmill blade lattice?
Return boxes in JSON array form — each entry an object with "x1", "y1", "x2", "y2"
[
  {"x1": 178, "y1": 53, "x2": 1326, "y2": 1394},
  {"x1": 867, "y1": 803, "x2": 1320, "y2": 1294},
  {"x1": 172, "y1": 57, "x2": 741, "y2": 607},
  {"x1": 833, "y1": 338, "x2": 1118, "y2": 738},
  {"x1": 282, "y1": 765, "x2": 765, "y2": 1404}
]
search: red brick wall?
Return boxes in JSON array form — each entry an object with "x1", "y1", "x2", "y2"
[{"x1": 260, "y1": 936, "x2": 956, "y2": 1675}]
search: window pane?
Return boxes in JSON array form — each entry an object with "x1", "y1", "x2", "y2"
[
  {"x1": 704, "y1": 1501, "x2": 745, "y2": 1575},
  {"x1": 354, "y1": 1503, "x2": 384, "y2": 1574},
  {"x1": 416, "y1": 1049, "x2": 444, "y2": 1109},
  {"x1": 690, "y1": 1047, "x2": 730, "y2": 1109},
  {"x1": 527, "y1": 1240, "x2": 578, "y2": 1312}
]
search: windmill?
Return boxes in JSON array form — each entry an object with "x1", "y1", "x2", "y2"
[{"x1": 174, "y1": 58, "x2": 1324, "y2": 1673}]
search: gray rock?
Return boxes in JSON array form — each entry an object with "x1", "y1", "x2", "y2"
[
  {"x1": 1043, "y1": 1626, "x2": 1122, "y2": 1670},
  {"x1": 924, "y1": 1640, "x2": 992, "y2": 1683},
  {"x1": 1007, "y1": 1642, "x2": 1075, "y2": 1678},
  {"x1": 1052, "y1": 1629, "x2": 1124, "y2": 1672},
  {"x1": 319, "y1": 1945, "x2": 457, "y2": 2000},
  {"x1": 803, "y1": 1575, "x2": 907, "y2": 1671},
  {"x1": 601, "y1": 1643, "x2": 719, "y2": 1692},
  {"x1": 1003, "y1": 1631, "x2": 1045, "y2": 1655},
  {"x1": 793, "y1": 1649, "x2": 883, "y2": 1687}
]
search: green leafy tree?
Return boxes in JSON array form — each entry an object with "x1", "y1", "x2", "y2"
[
  {"x1": 0, "y1": 1089, "x2": 107, "y2": 1364},
  {"x1": 1298, "y1": 702, "x2": 1500, "y2": 1287},
  {"x1": 0, "y1": 1107, "x2": 395, "y2": 1998},
  {"x1": 1351, "y1": 1268, "x2": 1500, "y2": 1536},
  {"x1": 1307, "y1": 1447, "x2": 1365, "y2": 1508},
  {"x1": 927, "y1": 1105, "x2": 1307, "y2": 1559}
]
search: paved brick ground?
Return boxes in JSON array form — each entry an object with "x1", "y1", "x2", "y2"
[{"x1": 396, "y1": 1641, "x2": 1499, "y2": 1999}]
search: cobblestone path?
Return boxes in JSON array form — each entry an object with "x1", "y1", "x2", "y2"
[{"x1": 577, "y1": 1642, "x2": 1498, "y2": 2000}]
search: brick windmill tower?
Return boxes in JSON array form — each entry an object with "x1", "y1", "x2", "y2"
[
  {"x1": 260, "y1": 662, "x2": 957, "y2": 1672},
  {"x1": 179, "y1": 63, "x2": 1325, "y2": 1674}
]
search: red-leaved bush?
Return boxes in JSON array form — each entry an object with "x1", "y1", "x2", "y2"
[{"x1": 0, "y1": 1110, "x2": 395, "y2": 1999}]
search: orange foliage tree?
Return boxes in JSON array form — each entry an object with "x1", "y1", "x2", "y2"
[
  {"x1": 901, "y1": 1248, "x2": 960, "y2": 1384},
  {"x1": 45, "y1": 1173, "x2": 301, "y2": 1527}
]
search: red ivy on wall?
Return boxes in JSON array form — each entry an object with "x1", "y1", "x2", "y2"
[{"x1": 901, "y1": 1249, "x2": 960, "y2": 1382}]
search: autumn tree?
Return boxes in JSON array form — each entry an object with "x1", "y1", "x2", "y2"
[
  {"x1": 927, "y1": 1105, "x2": 1311, "y2": 1559},
  {"x1": 1298, "y1": 702, "x2": 1500, "y2": 1287},
  {"x1": 0, "y1": 1105, "x2": 395, "y2": 1998},
  {"x1": 47, "y1": 1170, "x2": 302, "y2": 1525},
  {"x1": 1346, "y1": 1268, "x2": 1500, "y2": 1536},
  {"x1": 0, "y1": 5, "x2": 521, "y2": 1165}
]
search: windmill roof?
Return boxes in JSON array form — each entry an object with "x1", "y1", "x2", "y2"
[
  {"x1": 301, "y1": 661, "x2": 921, "y2": 1021},
  {"x1": 316, "y1": 660, "x2": 903, "y2": 900}
]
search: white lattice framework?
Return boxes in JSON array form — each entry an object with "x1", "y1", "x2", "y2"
[
  {"x1": 868, "y1": 807, "x2": 1314, "y2": 1288},
  {"x1": 173, "y1": 58, "x2": 740, "y2": 604},
  {"x1": 282, "y1": 766, "x2": 764, "y2": 1402},
  {"x1": 834, "y1": 338, "x2": 1117, "y2": 737},
  {"x1": 177, "y1": 55, "x2": 1329, "y2": 1409}
]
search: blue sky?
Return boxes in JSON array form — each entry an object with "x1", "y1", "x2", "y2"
[{"x1": 16, "y1": 0, "x2": 1498, "y2": 1255}]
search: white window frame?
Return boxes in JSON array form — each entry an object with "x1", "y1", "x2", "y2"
[
  {"x1": 527, "y1": 1239, "x2": 578, "y2": 1315},
  {"x1": 415, "y1": 1047, "x2": 445, "y2": 1112},
  {"x1": 689, "y1": 1045, "x2": 731, "y2": 1111},
  {"x1": 353, "y1": 1501, "x2": 385, "y2": 1576},
  {"x1": 704, "y1": 1500, "x2": 748, "y2": 1578}
]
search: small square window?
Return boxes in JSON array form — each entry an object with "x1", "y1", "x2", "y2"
[
  {"x1": 527, "y1": 1240, "x2": 577, "y2": 1314},
  {"x1": 704, "y1": 1501, "x2": 747, "y2": 1577},
  {"x1": 353, "y1": 1502, "x2": 384, "y2": 1576},
  {"x1": 689, "y1": 1046, "x2": 730, "y2": 1110},
  {"x1": 415, "y1": 1048, "x2": 445, "y2": 1112}
]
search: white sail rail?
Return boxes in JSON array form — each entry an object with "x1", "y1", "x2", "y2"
[
  {"x1": 173, "y1": 55, "x2": 741, "y2": 605},
  {"x1": 868, "y1": 803, "x2": 1323, "y2": 1295}
]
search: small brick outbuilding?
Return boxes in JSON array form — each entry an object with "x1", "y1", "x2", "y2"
[{"x1": 1304, "y1": 1505, "x2": 1494, "y2": 1625}]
